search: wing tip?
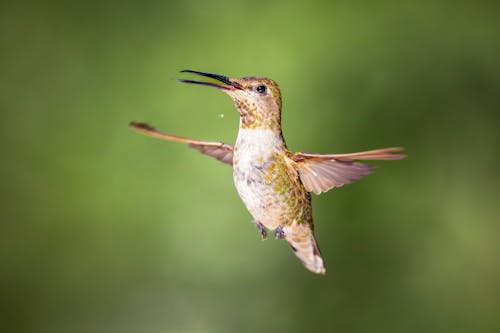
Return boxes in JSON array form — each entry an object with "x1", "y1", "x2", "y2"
[
  {"x1": 129, "y1": 121, "x2": 154, "y2": 131},
  {"x1": 380, "y1": 147, "x2": 407, "y2": 160}
]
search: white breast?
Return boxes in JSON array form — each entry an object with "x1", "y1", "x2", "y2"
[
  {"x1": 234, "y1": 128, "x2": 283, "y2": 164},
  {"x1": 232, "y1": 128, "x2": 286, "y2": 229}
]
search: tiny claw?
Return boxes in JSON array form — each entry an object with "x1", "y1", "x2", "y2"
[
  {"x1": 254, "y1": 221, "x2": 267, "y2": 240},
  {"x1": 274, "y1": 226, "x2": 285, "y2": 239}
]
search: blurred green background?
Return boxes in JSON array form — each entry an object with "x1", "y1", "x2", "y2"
[{"x1": 1, "y1": 0, "x2": 499, "y2": 332}]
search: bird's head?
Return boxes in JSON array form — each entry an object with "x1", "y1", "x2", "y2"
[{"x1": 179, "y1": 70, "x2": 282, "y2": 130}]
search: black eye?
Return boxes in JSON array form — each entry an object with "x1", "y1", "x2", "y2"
[{"x1": 256, "y1": 85, "x2": 267, "y2": 94}]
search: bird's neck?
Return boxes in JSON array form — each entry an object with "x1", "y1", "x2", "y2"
[
  {"x1": 233, "y1": 100, "x2": 281, "y2": 132},
  {"x1": 235, "y1": 126, "x2": 286, "y2": 154}
]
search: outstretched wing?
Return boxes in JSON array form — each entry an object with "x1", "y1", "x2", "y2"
[
  {"x1": 286, "y1": 147, "x2": 405, "y2": 195},
  {"x1": 130, "y1": 121, "x2": 234, "y2": 165}
]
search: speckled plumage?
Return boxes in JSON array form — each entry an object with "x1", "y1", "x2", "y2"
[
  {"x1": 233, "y1": 128, "x2": 323, "y2": 273},
  {"x1": 131, "y1": 70, "x2": 406, "y2": 274},
  {"x1": 233, "y1": 129, "x2": 311, "y2": 225},
  {"x1": 227, "y1": 77, "x2": 325, "y2": 273}
]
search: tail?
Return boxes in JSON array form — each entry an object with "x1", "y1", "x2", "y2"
[{"x1": 283, "y1": 223, "x2": 326, "y2": 274}]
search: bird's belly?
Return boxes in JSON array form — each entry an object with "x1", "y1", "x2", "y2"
[
  {"x1": 233, "y1": 175, "x2": 282, "y2": 229},
  {"x1": 233, "y1": 161, "x2": 310, "y2": 230}
]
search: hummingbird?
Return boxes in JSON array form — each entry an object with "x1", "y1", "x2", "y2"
[{"x1": 130, "y1": 70, "x2": 405, "y2": 274}]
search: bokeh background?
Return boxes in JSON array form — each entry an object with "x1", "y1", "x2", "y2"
[{"x1": 1, "y1": 0, "x2": 499, "y2": 332}]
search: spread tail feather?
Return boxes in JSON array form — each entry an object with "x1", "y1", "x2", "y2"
[{"x1": 283, "y1": 223, "x2": 326, "y2": 274}]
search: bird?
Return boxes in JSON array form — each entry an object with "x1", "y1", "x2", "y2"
[{"x1": 130, "y1": 70, "x2": 405, "y2": 274}]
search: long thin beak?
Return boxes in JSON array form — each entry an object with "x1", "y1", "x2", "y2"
[{"x1": 177, "y1": 70, "x2": 242, "y2": 90}]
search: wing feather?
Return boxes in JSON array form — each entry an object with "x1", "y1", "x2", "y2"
[
  {"x1": 130, "y1": 121, "x2": 233, "y2": 165},
  {"x1": 287, "y1": 147, "x2": 405, "y2": 195}
]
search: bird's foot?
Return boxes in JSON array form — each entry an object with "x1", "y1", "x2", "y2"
[
  {"x1": 254, "y1": 221, "x2": 267, "y2": 240},
  {"x1": 274, "y1": 225, "x2": 285, "y2": 239}
]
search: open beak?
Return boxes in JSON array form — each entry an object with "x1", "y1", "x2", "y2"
[{"x1": 178, "y1": 70, "x2": 242, "y2": 90}]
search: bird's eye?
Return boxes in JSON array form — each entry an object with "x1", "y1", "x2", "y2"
[{"x1": 256, "y1": 85, "x2": 267, "y2": 94}]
